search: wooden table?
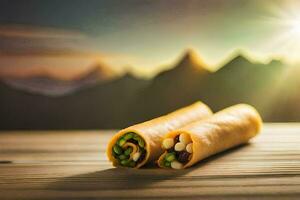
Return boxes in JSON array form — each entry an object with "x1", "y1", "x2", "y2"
[{"x1": 0, "y1": 124, "x2": 299, "y2": 200}]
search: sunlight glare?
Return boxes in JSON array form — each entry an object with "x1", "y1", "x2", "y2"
[
  {"x1": 287, "y1": 15, "x2": 300, "y2": 34},
  {"x1": 261, "y1": 4, "x2": 300, "y2": 64}
]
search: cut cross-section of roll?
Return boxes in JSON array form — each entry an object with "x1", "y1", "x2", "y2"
[
  {"x1": 158, "y1": 104, "x2": 262, "y2": 169},
  {"x1": 106, "y1": 101, "x2": 213, "y2": 168}
]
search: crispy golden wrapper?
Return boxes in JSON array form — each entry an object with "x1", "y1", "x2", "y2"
[
  {"x1": 158, "y1": 104, "x2": 262, "y2": 169},
  {"x1": 107, "y1": 101, "x2": 213, "y2": 168}
]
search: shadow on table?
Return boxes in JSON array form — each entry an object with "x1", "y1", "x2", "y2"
[{"x1": 47, "y1": 143, "x2": 249, "y2": 191}]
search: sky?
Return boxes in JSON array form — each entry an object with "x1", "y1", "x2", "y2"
[{"x1": 0, "y1": 0, "x2": 300, "y2": 78}]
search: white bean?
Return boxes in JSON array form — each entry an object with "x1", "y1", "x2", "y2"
[
  {"x1": 186, "y1": 143, "x2": 193, "y2": 153},
  {"x1": 132, "y1": 152, "x2": 141, "y2": 162},
  {"x1": 162, "y1": 138, "x2": 174, "y2": 149},
  {"x1": 171, "y1": 161, "x2": 183, "y2": 169},
  {"x1": 179, "y1": 133, "x2": 191, "y2": 144},
  {"x1": 174, "y1": 142, "x2": 186, "y2": 151}
]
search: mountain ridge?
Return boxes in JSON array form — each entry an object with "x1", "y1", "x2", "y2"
[
  {"x1": 0, "y1": 48, "x2": 298, "y2": 130},
  {"x1": 0, "y1": 49, "x2": 286, "y2": 97},
  {"x1": 175, "y1": 49, "x2": 209, "y2": 72}
]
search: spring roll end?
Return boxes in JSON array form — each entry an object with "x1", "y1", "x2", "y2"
[
  {"x1": 106, "y1": 128, "x2": 150, "y2": 168},
  {"x1": 158, "y1": 104, "x2": 263, "y2": 169}
]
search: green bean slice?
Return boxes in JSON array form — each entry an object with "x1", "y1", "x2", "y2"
[
  {"x1": 124, "y1": 147, "x2": 133, "y2": 156},
  {"x1": 165, "y1": 152, "x2": 176, "y2": 162},
  {"x1": 124, "y1": 132, "x2": 134, "y2": 140},
  {"x1": 118, "y1": 154, "x2": 128, "y2": 160},
  {"x1": 138, "y1": 139, "x2": 145, "y2": 147},
  {"x1": 164, "y1": 161, "x2": 171, "y2": 167},
  {"x1": 120, "y1": 159, "x2": 130, "y2": 166},
  {"x1": 118, "y1": 138, "x2": 126, "y2": 147},
  {"x1": 113, "y1": 145, "x2": 123, "y2": 155}
]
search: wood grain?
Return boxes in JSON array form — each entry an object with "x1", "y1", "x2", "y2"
[{"x1": 0, "y1": 124, "x2": 299, "y2": 200}]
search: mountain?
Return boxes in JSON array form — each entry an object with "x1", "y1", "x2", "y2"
[
  {"x1": 76, "y1": 62, "x2": 117, "y2": 81},
  {"x1": 131, "y1": 51, "x2": 286, "y2": 123},
  {"x1": 130, "y1": 49, "x2": 212, "y2": 120},
  {"x1": 2, "y1": 62, "x2": 118, "y2": 96},
  {"x1": 0, "y1": 71, "x2": 149, "y2": 129},
  {"x1": 157, "y1": 49, "x2": 209, "y2": 77},
  {"x1": 200, "y1": 53, "x2": 285, "y2": 113},
  {"x1": 152, "y1": 49, "x2": 210, "y2": 87},
  {"x1": 0, "y1": 49, "x2": 298, "y2": 130}
]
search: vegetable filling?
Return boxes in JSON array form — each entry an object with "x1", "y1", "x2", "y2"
[
  {"x1": 112, "y1": 132, "x2": 146, "y2": 167},
  {"x1": 161, "y1": 133, "x2": 193, "y2": 169}
]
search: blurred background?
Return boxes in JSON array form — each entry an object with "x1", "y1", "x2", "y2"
[{"x1": 0, "y1": 0, "x2": 300, "y2": 130}]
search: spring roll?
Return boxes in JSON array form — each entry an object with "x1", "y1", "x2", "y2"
[
  {"x1": 106, "y1": 101, "x2": 212, "y2": 168},
  {"x1": 158, "y1": 104, "x2": 262, "y2": 169}
]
